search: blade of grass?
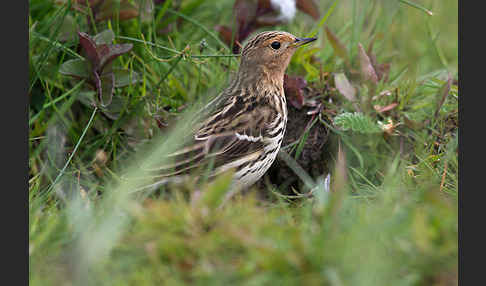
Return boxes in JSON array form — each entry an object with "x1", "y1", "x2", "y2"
[
  {"x1": 349, "y1": 166, "x2": 378, "y2": 189},
  {"x1": 42, "y1": 107, "x2": 98, "y2": 199},
  {"x1": 398, "y1": 0, "x2": 433, "y2": 16},
  {"x1": 31, "y1": 32, "x2": 84, "y2": 60},
  {"x1": 166, "y1": 8, "x2": 230, "y2": 52},
  {"x1": 117, "y1": 35, "x2": 238, "y2": 58},
  {"x1": 349, "y1": 0, "x2": 370, "y2": 62},
  {"x1": 154, "y1": 0, "x2": 172, "y2": 26},
  {"x1": 156, "y1": 55, "x2": 183, "y2": 89},
  {"x1": 294, "y1": 116, "x2": 318, "y2": 160},
  {"x1": 29, "y1": 91, "x2": 81, "y2": 164},
  {"x1": 42, "y1": 80, "x2": 86, "y2": 110},
  {"x1": 30, "y1": 1, "x2": 71, "y2": 93},
  {"x1": 427, "y1": 22, "x2": 448, "y2": 68},
  {"x1": 307, "y1": 0, "x2": 339, "y2": 38},
  {"x1": 278, "y1": 150, "x2": 316, "y2": 191},
  {"x1": 29, "y1": 81, "x2": 85, "y2": 127},
  {"x1": 85, "y1": 0, "x2": 98, "y2": 34}
]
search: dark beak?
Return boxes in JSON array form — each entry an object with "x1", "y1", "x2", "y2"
[{"x1": 292, "y1": 37, "x2": 317, "y2": 47}]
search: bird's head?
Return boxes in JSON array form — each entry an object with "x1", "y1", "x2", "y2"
[{"x1": 238, "y1": 31, "x2": 316, "y2": 81}]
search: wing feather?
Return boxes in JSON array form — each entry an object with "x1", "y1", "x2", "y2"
[{"x1": 135, "y1": 88, "x2": 279, "y2": 188}]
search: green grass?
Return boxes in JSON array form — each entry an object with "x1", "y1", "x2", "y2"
[{"x1": 29, "y1": 0, "x2": 458, "y2": 285}]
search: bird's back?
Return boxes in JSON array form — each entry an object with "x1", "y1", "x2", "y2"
[{"x1": 140, "y1": 77, "x2": 287, "y2": 191}]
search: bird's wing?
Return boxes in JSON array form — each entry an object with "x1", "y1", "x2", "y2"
[{"x1": 140, "y1": 92, "x2": 279, "y2": 182}]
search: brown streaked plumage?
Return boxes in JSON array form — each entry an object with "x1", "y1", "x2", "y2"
[{"x1": 140, "y1": 31, "x2": 316, "y2": 193}]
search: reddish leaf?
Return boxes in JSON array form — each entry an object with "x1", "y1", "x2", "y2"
[
  {"x1": 99, "y1": 43, "x2": 133, "y2": 71},
  {"x1": 374, "y1": 102, "x2": 398, "y2": 113},
  {"x1": 78, "y1": 31, "x2": 101, "y2": 69},
  {"x1": 118, "y1": 8, "x2": 139, "y2": 21},
  {"x1": 366, "y1": 46, "x2": 390, "y2": 82},
  {"x1": 68, "y1": 30, "x2": 135, "y2": 109},
  {"x1": 234, "y1": 0, "x2": 259, "y2": 46},
  {"x1": 257, "y1": 0, "x2": 272, "y2": 11},
  {"x1": 214, "y1": 25, "x2": 236, "y2": 48},
  {"x1": 78, "y1": 31, "x2": 133, "y2": 73},
  {"x1": 357, "y1": 43, "x2": 378, "y2": 85},
  {"x1": 434, "y1": 76, "x2": 453, "y2": 118},
  {"x1": 95, "y1": 0, "x2": 139, "y2": 22},
  {"x1": 218, "y1": 0, "x2": 318, "y2": 54},
  {"x1": 234, "y1": 0, "x2": 258, "y2": 33},
  {"x1": 255, "y1": 15, "x2": 283, "y2": 28},
  {"x1": 215, "y1": 0, "x2": 261, "y2": 53},
  {"x1": 296, "y1": 0, "x2": 320, "y2": 20},
  {"x1": 284, "y1": 74, "x2": 307, "y2": 109}
]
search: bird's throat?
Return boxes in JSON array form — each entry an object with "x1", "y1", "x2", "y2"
[{"x1": 237, "y1": 65, "x2": 285, "y2": 93}]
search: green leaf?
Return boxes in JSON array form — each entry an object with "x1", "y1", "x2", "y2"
[
  {"x1": 112, "y1": 69, "x2": 140, "y2": 87},
  {"x1": 399, "y1": 0, "x2": 433, "y2": 16},
  {"x1": 101, "y1": 93, "x2": 127, "y2": 120},
  {"x1": 93, "y1": 29, "x2": 115, "y2": 45},
  {"x1": 99, "y1": 73, "x2": 115, "y2": 107},
  {"x1": 77, "y1": 90, "x2": 97, "y2": 108},
  {"x1": 334, "y1": 112, "x2": 381, "y2": 133},
  {"x1": 59, "y1": 59, "x2": 90, "y2": 79}
]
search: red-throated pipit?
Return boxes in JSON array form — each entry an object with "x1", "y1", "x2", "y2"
[{"x1": 139, "y1": 31, "x2": 316, "y2": 193}]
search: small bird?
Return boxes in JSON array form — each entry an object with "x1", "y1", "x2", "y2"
[{"x1": 139, "y1": 31, "x2": 316, "y2": 193}]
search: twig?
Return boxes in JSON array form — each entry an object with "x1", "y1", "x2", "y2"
[
  {"x1": 439, "y1": 161, "x2": 448, "y2": 192},
  {"x1": 117, "y1": 35, "x2": 239, "y2": 59}
]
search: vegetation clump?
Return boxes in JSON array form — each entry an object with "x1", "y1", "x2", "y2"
[{"x1": 29, "y1": 0, "x2": 458, "y2": 285}]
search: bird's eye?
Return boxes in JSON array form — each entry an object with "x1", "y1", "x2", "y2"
[{"x1": 270, "y1": 41, "x2": 281, "y2": 50}]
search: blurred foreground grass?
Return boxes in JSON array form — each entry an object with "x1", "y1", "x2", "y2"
[{"x1": 29, "y1": 0, "x2": 457, "y2": 285}]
